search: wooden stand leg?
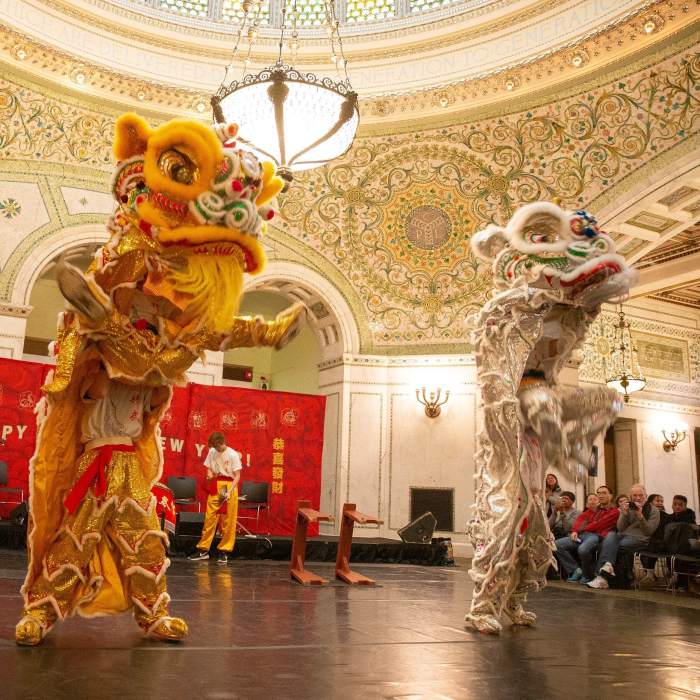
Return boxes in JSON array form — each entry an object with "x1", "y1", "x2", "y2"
[
  {"x1": 335, "y1": 503, "x2": 383, "y2": 586},
  {"x1": 289, "y1": 499, "x2": 332, "y2": 585}
]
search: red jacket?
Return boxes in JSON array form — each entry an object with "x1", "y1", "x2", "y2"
[{"x1": 572, "y1": 506, "x2": 620, "y2": 537}]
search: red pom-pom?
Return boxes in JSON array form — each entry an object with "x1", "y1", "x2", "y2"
[
  {"x1": 134, "y1": 319, "x2": 149, "y2": 331},
  {"x1": 266, "y1": 210, "x2": 275, "y2": 220},
  {"x1": 232, "y1": 180, "x2": 243, "y2": 193}
]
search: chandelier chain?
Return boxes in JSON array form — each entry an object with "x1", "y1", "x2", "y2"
[
  {"x1": 220, "y1": 1, "x2": 253, "y2": 90},
  {"x1": 327, "y1": 0, "x2": 351, "y2": 85},
  {"x1": 277, "y1": 0, "x2": 288, "y2": 65},
  {"x1": 239, "y1": 2, "x2": 264, "y2": 81},
  {"x1": 290, "y1": 0, "x2": 299, "y2": 62}
]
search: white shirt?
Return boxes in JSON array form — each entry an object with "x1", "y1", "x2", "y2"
[
  {"x1": 82, "y1": 380, "x2": 152, "y2": 442},
  {"x1": 204, "y1": 446, "x2": 242, "y2": 478}
]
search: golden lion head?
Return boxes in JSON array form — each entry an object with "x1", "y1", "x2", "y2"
[
  {"x1": 82, "y1": 114, "x2": 286, "y2": 339},
  {"x1": 110, "y1": 113, "x2": 283, "y2": 274}
]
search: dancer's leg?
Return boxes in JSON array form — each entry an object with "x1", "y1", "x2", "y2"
[{"x1": 17, "y1": 495, "x2": 114, "y2": 645}]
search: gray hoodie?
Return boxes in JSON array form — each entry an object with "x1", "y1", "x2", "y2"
[{"x1": 617, "y1": 504, "x2": 660, "y2": 544}]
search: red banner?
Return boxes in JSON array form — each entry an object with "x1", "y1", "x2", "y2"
[
  {"x1": 179, "y1": 385, "x2": 325, "y2": 536},
  {"x1": 0, "y1": 359, "x2": 49, "y2": 517},
  {"x1": 0, "y1": 358, "x2": 326, "y2": 535}
]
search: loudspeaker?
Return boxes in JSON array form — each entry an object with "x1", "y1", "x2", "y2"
[
  {"x1": 398, "y1": 511, "x2": 437, "y2": 544},
  {"x1": 10, "y1": 502, "x2": 28, "y2": 527},
  {"x1": 175, "y1": 512, "x2": 204, "y2": 537}
]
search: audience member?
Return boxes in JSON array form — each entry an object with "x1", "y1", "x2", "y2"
[
  {"x1": 586, "y1": 493, "x2": 600, "y2": 511},
  {"x1": 548, "y1": 491, "x2": 580, "y2": 539},
  {"x1": 555, "y1": 485, "x2": 618, "y2": 584},
  {"x1": 646, "y1": 493, "x2": 670, "y2": 552},
  {"x1": 545, "y1": 473, "x2": 562, "y2": 519},
  {"x1": 649, "y1": 494, "x2": 665, "y2": 512},
  {"x1": 668, "y1": 495, "x2": 696, "y2": 525},
  {"x1": 616, "y1": 494, "x2": 629, "y2": 508},
  {"x1": 588, "y1": 483, "x2": 660, "y2": 589}
]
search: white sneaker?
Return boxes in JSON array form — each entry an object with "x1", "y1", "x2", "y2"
[
  {"x1": 587, "y1": 576, "x2": 609, "y2": 589},
  {"x1": 600, "y1": 562, "x2": 615, "y2": 577}
]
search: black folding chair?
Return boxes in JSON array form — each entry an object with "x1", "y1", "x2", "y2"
[
  {"x1": 0, "y1": 461, "x2": 24, "y2": 511},
  {"x1": 238, "y1": 481, "x2": 270, "y2": 534},
  {"x1": 166, "y1": 476, "x2": 200, "y2": 512}
]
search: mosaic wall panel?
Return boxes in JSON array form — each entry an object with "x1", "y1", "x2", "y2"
[{"x1": 632, "y1": 331, "x2": 691, "y2": 383}]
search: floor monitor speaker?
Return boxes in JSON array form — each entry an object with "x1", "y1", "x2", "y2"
[
  {"x1": 175, "y1": 512, "x2": 205, "y2": 537},
  {"x1": 397, "y1": 511, "x2": 437, "y2": 544}
]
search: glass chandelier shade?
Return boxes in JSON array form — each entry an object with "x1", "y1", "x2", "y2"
[
  {"x1": 212, "y1": 64, "x2": 359, "y2": 183},
  {"x1": 605, "y1": 310, "x2": 646, "y2": 403}
]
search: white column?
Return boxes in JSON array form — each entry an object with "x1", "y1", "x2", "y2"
[
  {"x1": 318, "y1": 353, "x2": 477, "y2": 555},
  {"x1": 0, "y1": 303, "x2": 31, "y2": 359}
]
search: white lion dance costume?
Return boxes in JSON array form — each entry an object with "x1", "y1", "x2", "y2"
[
  {"x1": 465, "y1": 202, "x2": 636, "y2": 634},
  {"x1": 16, "y1": 114, "x2": 303, "y2": 645}
]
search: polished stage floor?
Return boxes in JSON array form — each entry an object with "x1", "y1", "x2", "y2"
[{"x1": 1, "y1": 549, "x2": 699, "y2": 700}]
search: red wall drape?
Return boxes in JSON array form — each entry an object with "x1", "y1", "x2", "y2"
[{"x1": 0, "y1": 358, "x2": 325, "y2": 535}]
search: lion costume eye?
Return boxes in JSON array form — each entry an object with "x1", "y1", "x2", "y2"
[{"x1": 158, "y1": 148, "x2": 199, "y2": 185}]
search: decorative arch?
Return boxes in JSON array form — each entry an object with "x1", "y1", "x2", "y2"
[
  {"x1": 12, "y1": 224, "x2": 108, "y2": 307},
  {"x1": 244, "y1": 261, "x2": 361, "y2": 359}
]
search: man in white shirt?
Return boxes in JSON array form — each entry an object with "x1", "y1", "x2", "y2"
[{"x1": 189, "y1": 431, "x2": 242, "y2": 564}]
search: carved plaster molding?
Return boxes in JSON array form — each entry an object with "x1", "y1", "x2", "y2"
[
  {"x1": 2, "y1": 0, "x2": 695, "y2": 124},
  {"x1": 0, "y1": 303, "x2": 33, "y2": 318}
]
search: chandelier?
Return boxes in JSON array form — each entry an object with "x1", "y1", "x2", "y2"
[
  {"x1": 211, "y1": 0, "x2": 359, "y2": 188},
  {"x1": 605, "y1": 309, "x2": 646, "y2": 403}
]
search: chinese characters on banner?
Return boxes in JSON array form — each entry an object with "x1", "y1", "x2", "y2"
[
  {"x1": 0, "y1": 359, "x2": 325, "y2": 536},
  {"x1": 272, "y1": 437, "x2": 284, "y2": 495}
]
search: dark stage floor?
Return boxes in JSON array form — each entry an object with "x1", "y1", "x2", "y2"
[{"x1": 0, "y1": 550, "x2": 699, "y2": 700}]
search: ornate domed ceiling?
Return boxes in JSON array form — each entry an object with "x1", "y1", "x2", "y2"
[
  {"x1": 2, "y1": 0, "x2": 695, "y2": 127},
  {"x1": 0, "y1": 0, "x2": 699, "y2": 388}
]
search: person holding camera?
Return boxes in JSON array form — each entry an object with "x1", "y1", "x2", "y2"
[
  {"x1": 588, "y1": 483, "x2": 660, "y2": 589},
  {"x1": 548, "y1": 491, "x2": 580, "y2": 539}
]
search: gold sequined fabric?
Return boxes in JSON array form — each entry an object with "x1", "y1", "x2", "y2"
[
  {"x1": 43, "y1": 317, "x2": 84, "y2": 395},
  {"x1": 23, "y1": 449, "x2": 170, "y2": 623}
]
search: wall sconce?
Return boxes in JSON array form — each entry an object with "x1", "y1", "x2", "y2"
[
  {"x1": 662, "y1": 428, "x2": 687, "y2": 452},
  {"x1": 416, "y1": 387, "x2": 449, "y2": 418}
]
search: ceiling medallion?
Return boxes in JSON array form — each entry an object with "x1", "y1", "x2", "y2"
[{"x1": 405, "y1": 205, "x2": 452, "y2": 250}]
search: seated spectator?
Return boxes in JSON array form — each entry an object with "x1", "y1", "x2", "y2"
[
  {"x1": 647, "y1": 494, "x2": 670, "y2": 552},
  {"x1": 548, "y1": 491, "x2": 580, "y2": 539},
  {"x1": 668, "y1": 495, "x2": 696, "y2": 525},
  {"x1": 555, "y1": 485, "x2": 618, "y2": 584},
  {"x1": 649, "y1": 493, "x2": 665, "y2": 513},
  {"x1": 545, "y1": 473, "x2": 562, "y2": 519},
  {"x1": 588, "y1": 483, "x2": 660, "y2": 589},
  {"x1": 616, "y1": 494, "x2": 629, "y2": 508},
  {"x1": 585, "y1": 493, "x2": 600, "y2": 511}
]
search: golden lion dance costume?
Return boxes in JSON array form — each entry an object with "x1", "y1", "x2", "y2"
[
  {"x1": 16, "y1": 114, "x2": 303, "y2": 645},
  {"x1": 465, "y1": 202, "x2": 636, "y2": 634}
]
